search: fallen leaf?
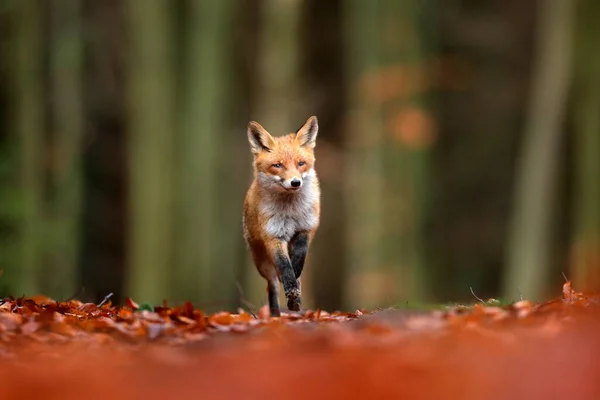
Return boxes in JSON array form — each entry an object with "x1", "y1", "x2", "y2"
[
  {"x1": 126, "y1": 298, "x2": 140, "y2": 310},
  {"x1": 259, "y1": 305, "x2": 270, "y2": 320},
  {"x1": 209, "y1": 312, "x2": 234, "y2": 326},
  {"x1": 20, "y1": 320, "x2": 41, "y2": 335},
  {"x1": 177, "y1": 316, "x2": 196, "y2": 325},
  {"x1": 235, "y1": 311, "x2": 254, "y2": 323}
]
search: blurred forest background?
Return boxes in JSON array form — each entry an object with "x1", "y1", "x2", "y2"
[{"x1": 0, "y1": 0, "x2": 598, "y2": 313}]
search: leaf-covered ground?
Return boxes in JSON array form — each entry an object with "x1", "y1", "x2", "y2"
[{"x1": 1, "y1": 282, "x2": 600, "y2": 400}]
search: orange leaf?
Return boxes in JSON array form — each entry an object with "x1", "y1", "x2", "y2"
[
  {"x1": 50, "y1": 321, "x2": 77, "y2": 337},
  {"x1": 563, "y1": 281, "x2": 573, "y2": 300},
  {"x1": 183, "y1": 301, "x2": 194, "y2": 318},
  {"x1": 236, "y1": 311, "x2": 254, "y2": 323},
  {"x1": 20, "y1": 320, "x2": 41, "y2": 335},
  {"x1": 209, "y1": 312, "x2": 234, "y2": 326},
  {"x1": 78, "y1": 302, "x2": 99, "y2": 314},
  {"x1": 258, "y1": 305, "x2": 270, "y2": 320},
  {"x1": 0, "y1": 313, "x2": 22, "y2": 332},
  {"x1": 177, "y1": 316, "x2": 196, "y2": 325},
  {"x1": 126, "y1": 298, "x2": 140, "y2": 310},
  {"x1": 30, "y1": 295, "x2": 56, "y2": 306}
]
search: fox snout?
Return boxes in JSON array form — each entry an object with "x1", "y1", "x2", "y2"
[{"x1": 281, "y1": 176, "x2": 302, "y2": 190}]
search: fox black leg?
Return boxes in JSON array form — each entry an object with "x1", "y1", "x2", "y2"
[
  {"x1": 274, "y1": 248, "x2": 301, "y2": 312},
  {"x1": 267, "y1": 278, "x2": 281, "y2": 317},
  {"x1": 289, "y1": 231, "x2": 309, "y2": 279}
]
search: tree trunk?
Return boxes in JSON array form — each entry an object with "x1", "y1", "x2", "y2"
[
  {"x1": 502, "y1": 0, "x2": 574, "y2": 301},
  {"x1": 46, "y1": 0, "x2": 84, "y2": 300},
  {"x1": 302, "y1": 0, "x2": 347, "y2": 311},
  {"x1": 78, "y1": 0, "x2": 128, "y2": 304},
  {"x1": 571, "y1": 0, "x2": 600, "y2": 291},
  {"x1": 125, "y1": 0, "x2": 175, "y2": 305},
  {"x1": 343, "y1": 0, "x2": 386, "y2": 310},
  {"x1": 343, "y1": 0, "x2": 435, "y2": 310},
  {"x1": 380, "y1": 0, "x2": 435, "y2": 304},
  {"x1": 174, "y1": 0, "x2": 236, "y2": 308},
  {"x1": 12, "y1": 0, "x2": 44, "y2": 297}
]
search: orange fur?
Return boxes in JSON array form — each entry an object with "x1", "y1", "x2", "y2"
[{"x1": 243, "y1": 116, "x2": 321, "y2": 316}]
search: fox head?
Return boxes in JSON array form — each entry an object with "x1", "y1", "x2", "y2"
[{"x1": 247, "y1": 116, "x2": 318, "y2": 193}]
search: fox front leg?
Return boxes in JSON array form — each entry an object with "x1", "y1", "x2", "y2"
[
  {"x1": 289, "y1": 231, "x2": 310, "y2": 279},
  {"x1": 267, "y1": 240, "x2": 301, "y2": 312}
]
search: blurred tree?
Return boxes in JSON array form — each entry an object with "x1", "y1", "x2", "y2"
[
  {"x1": 11, "y1": 0, "x2": 44, "y2": 296},
  {"x1": 45, "y1": 0, "x2": 84, "y2": 299},
  {"x1": 343, "y1": 0, "x2": 435, "y2": 309},
  {"x1": 343, "y1": 0, "x2": 386, "y2": 310},
  {"x1": 503, "y1": 0, "x2": 574, "y2": 301},
  {"x1": 79, "y1": 0, "x2": 128, "y2": 304},
  {"x1": 0, "y1": 2, "x2": 21, "y2": 295},
  {"x1": 231, "y1": 0, "x2": 262, "y2": 312},
  {"x1": 571, "y1": 0, "x2": 600, "y2": 291},
  {"x1": 301, "y1": 0, "x2": 347, "y2": 311},
  {"x1": 380, "y1": 0, "x2": 435, "y2": 304},
  {"x1": 173, "y1": 0, "x2": 236, "y2": 306},
  {"x1": 125, "y1": 0, "x2": 175, "y2": 304},
  {"x1": 431, "y1": 1, "x2": 538, "y2": 302},
  {"x1": 208, "y1": 4, "x2": 249, "y2": 311},
  {"x1": 2, "y1": 0, "x2": 596, "y2": 308}
]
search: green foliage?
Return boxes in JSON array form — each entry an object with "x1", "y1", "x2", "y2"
[{"x1": 138, "y1": 304, "x2": 154, "y2": 312}]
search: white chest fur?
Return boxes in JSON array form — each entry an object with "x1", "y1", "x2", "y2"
[{"x1": 259, "y1": 180, "x2": 319, "y2": 242}]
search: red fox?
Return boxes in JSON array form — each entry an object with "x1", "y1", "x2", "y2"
[{"x1": 243, "y1": 116, "x2": 320, "y2": 317}]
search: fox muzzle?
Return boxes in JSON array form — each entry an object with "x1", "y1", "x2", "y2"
[{"x1": 282, "y1": 177, "x2": 302, "y2": 190}]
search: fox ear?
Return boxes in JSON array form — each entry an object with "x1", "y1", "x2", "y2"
[
  {"x1": 247, "y1": 121, "x2": 275, "y2": 153},
  {"x1": 295, "y1": 116, "x2": 318, "y2": 148}
]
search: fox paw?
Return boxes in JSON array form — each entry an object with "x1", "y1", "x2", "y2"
[
  {"x1": 269, "y1": 307, "x2": 281, "y2": 317},
  {"x1": 286, "y1": 288, "x2": 302, "y2": 312},
  {"x1": 287, "y1": 298, "x2": 302, "y2": 312}
]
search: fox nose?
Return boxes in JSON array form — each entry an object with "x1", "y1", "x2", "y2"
[{"x1": 291, "y1": 179, "x2": 301, "y2": 188}]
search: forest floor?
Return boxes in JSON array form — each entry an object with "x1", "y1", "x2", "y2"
[{"x1": 1, "y1": 282, "x2": 599, "y2": 400}]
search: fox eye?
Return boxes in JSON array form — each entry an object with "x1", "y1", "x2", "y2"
[
  {"x1": 298, "y1": 161, "x2": 306, "y2": 167},
  {"x1": 272, "y1": 163, "x2": 283, "y2": 168}
]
